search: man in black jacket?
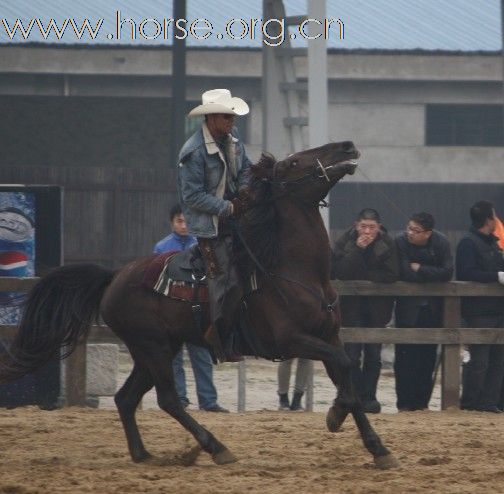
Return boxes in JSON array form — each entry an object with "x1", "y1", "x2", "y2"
[
  {"x1": 457, "y1": 200, "x2": 504, "y2": 413},
  {"x1": 395, "y1": 212, "x2": 453, "y2": 411},
  {"x1": 332, "y1": 208, "x2": 398, "y2": 413}
]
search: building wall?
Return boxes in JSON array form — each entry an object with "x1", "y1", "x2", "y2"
[{"x1": 1, "y1": 47, "x2": 503, "y2": 183}]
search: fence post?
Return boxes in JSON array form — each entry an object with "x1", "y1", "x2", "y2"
[
  {"x1": 237, "y1": 360, "x2": 246, "y2": 412},
  {"x1": 441, "y1": 297, "x2": 461, "y2": 409},
  {"x1": 305, "y1": 360, "x2": 314, "y2": 411},
  {"x1": 65, "y1": 337, "x2": 87, "y2": 406}
]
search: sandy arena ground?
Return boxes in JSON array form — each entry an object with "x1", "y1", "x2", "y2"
[
  {"x1": 1, "y1": 406, "x2": 504, "y2": 493},
  {"x1": 2, "y1": 354, "x2": 504, "y2": 493}
]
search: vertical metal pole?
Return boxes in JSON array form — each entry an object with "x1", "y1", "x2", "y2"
[
  {"x1": 308, "y1": 0, "x2": 328, "y2": 228},
  {"x1": 237, "y1": 360, "x2": 246, "y2": 412},
  {"x1": 171, "y1": 0, "x2": 187, "y2": 167},
  {"x1": 306, "y1": 0, "x2": 328, "y2": 411},
  {"x1": 304, "y1": 359, "x2": 314, "y2": 412},
  {"x1": 262, "y1": 0, "x2": 289, "y2": 158}
]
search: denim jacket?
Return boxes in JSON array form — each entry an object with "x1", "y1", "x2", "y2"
[{"x1": 177, "y1": 122, "x2": 251, "y2": 238}]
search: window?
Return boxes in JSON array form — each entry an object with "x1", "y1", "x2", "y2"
[{"x1": 425, "y1": 104, "x2": 503, "y2": 146}]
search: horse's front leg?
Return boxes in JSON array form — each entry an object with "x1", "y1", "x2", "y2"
[{"x1": 283, "y1": 333, "x2": 399, "y2": 469}]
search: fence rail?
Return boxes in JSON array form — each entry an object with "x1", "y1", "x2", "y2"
[{"x1": 1, "y1": 278, "x2": 503, "y2": 410}]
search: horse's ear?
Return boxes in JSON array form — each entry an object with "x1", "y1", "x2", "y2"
[{"x1": 251, "y1": 152, "x2": 276, "y2": 179}]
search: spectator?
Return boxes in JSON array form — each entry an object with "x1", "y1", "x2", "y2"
[
  {"x1": 332, "y1": 208, "x2": 398, "y2": 413},
  {"x1": 494, "y1": 214, "x2": 504, "y2": 249},
  {"x1": 457, "y1": 201, "x2": 504, "y2": 413},
  {"x1": 395, "y1": 212, "x2": 453, "y2": 411},
  {"x1": 154, "y1": 204, "x2": 228, "y2": 413},
  {"x1": 277, "y1": 358, "x2": 313, "y2": 411}
]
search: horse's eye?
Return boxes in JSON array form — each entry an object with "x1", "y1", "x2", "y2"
[{"x1": 289, "y1": 161, "x2": 297, "y2": 168}]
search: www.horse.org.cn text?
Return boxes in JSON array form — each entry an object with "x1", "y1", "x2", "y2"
[{"x1": 0, "y1": 12, "x2": 345, "y2": 47}]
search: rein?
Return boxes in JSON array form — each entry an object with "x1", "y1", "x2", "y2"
[
  {"x1": 234, "y1": 218, "x2": 338, "y2": 312},
  {"x1": 269, "y1": 272, "x2": 339, "y2": 312},
  {"x1": 235, "y1": 155, "x2": 341, "y2": 312}
]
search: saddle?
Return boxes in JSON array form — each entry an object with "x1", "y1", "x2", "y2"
[
  {"x1": 144, "y1": 246, "x2": 208, "y2": 303},
  {"x1": 143, "y1": 246, "x2": 281, "y2": 361}
]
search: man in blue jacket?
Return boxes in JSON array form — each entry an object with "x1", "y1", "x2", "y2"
[
  {"x1": 177, "y1": 89, "x2": 252, "y2": 362},
  {"x1": 457, "y1": 200, "x2": 504, "y2": 413},
  {"x1": 154, "y1": 204, "x2": 228, "y2": 412}
]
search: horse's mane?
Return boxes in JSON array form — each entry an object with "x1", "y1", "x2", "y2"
[{"x1": 241, "y1": 152, "x2": 280, "y2": 270}]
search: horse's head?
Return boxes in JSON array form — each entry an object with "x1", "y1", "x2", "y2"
[{"x1": 250, "y1": 141, "x2": 359, "y2": 203}]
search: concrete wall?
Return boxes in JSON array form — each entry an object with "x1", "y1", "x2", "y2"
[{"x1": 0, "y1": 46, "x2": 503, "y2": 182}]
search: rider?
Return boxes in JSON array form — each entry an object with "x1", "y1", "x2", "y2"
[{"x1": 177, "y1": 89, "x2": 252, "y2": 362}]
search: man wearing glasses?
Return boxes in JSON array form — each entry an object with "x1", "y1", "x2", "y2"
[
  {"x1": 395, "y1": 212, "x2": 453, "y2": 411},
  {"x1": 177, "y1": 89, "x2": 251, "y2": 362}
]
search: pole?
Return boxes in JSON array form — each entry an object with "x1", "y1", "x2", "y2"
[
  {"x1": 308, "y1": 0, "x2": 328, "y2": 229},
  {"x1": 306, "y1": 0, "x2": 328, "y2": 411},
  {"x1": 237, "y1": 360, "x2": 246, "y2": 412},
  {"x1": 170, "y1": 0, "x2": 187, "y2": 167}
]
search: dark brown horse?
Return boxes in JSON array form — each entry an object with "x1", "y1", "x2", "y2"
[{"x1": 0, "y1": 141, "x2": 398, "y2": 469}]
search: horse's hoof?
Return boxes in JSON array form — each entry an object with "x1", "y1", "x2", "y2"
[
  {"x1": 212, "y1": 448, "x2": 238, "y2": 465},
  {"x1": 326, "y1": 406, "x2": 347, "y2": 433},
  {"x1": 374, "y1": 454, "x2": 400, "y2": 470},
  {"x1": 132, "y1": 450, "x2": 153, "y2": 463},
  {"x1": 180, "y1": 445, "x2": 202, "y2": 466}
]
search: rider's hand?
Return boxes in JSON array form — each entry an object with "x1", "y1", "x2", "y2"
[
  {"x1": 498, "y1": 272, "x2": 504, "y2": 285},
  {"x1": 231, "y1": 189, "x2": 253, "y2": 219}
]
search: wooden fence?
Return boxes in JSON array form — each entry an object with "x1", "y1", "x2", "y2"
[{"x1": 1, "y1": 278, "x2": 503, "y2": 410}]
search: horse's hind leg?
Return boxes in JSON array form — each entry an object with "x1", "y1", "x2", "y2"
[
  {"x1": 143, "y1": 344, "x2": 237, "y2": 465},
  {"x1": 115, "y1": 363, "x2": 154, "y2": 462}
]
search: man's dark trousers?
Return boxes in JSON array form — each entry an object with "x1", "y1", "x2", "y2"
[
  {"x1": 198, "y1": 232, "x2": 242, "y2": 357},
  {"x1": 461, "y1": 315, "x2": 504, "y2": 410},
  {"x1": 394, "y1": 306, "x2": 438, "y2": 410}
]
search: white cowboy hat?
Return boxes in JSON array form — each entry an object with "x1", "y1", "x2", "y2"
[{"x1": 188, "y1": 88, "x2": 249, "y2": 117}]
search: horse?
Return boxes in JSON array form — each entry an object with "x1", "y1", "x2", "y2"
[{"x1": 0, "y1": 141, "x2": 398, "y2": 470}]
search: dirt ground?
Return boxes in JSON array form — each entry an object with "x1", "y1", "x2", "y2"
[{"x1": 1, "y1": 405, "x2": 504, "y2": 493}]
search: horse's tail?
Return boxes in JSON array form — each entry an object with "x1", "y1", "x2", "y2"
[{"x1": 0, "y1": 263, "x2": 115, "y2": 383}]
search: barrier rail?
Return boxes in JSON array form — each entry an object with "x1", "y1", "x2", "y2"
[{"x1": 1, "y1": 278, "x2": 503, "y2": 410}]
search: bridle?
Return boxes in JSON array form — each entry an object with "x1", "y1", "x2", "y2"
[
  {"x1": 266, "y1": 157, "x2": 355, "y2": 210},
  {"x1": 270, "y1": 157, "x2": 356, "y2": 190}
]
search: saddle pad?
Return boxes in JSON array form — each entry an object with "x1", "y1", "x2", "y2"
[{"x1": 142, "y1": 251, "x2": 179, "y2": 290}]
